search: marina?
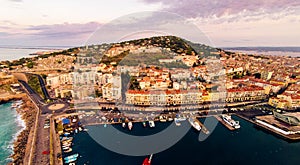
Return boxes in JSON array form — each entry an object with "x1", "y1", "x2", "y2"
[{"x1": 66, "y1": 116, "x2": 300, "y2": 165}]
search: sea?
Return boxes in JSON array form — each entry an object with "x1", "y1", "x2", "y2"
[
  {"x1": 0, "y1": 102, "x2": 25, "y2": 164},
  {"x1": 69, "y1": 116, "x2": 300, "y2": 165},
  {"x1": 0, "y1": 46, "x2": 70, "y2": 62}
]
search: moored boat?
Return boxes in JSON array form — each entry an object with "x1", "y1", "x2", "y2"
[
  {"x1": 221, "y1": 114, "x2": 240, "y2": 129},
  {"x1": 149, "y1": 121, "x2": 155, "y2": 128},
  {"x1": 128, "y1": 122, "x2": 133, "y2": 130},
  {"x1": 122, "y1": 122, "x2": 126, "y2": 128},
  {"x1": 174, "y1": 118, "x2": 181, "y2": 126},
  {"x1": 142, "y1": 121, "x2": 147, "y2": 127},
  {"x1": 175, "y1": 114, "x2": 186, "y2": 122},
  {"x1": 64, "y1": 153, "x2": 79, "y2": 161},
  {"x1": 188, "y1": 117, "x2": 201, "y2": 131},
  {"x1": 159, "y1": 116, "x2": 167, "y2": 122},
  {"x1": 64, "y1": 148, "x2": 72, "y2": 153}
]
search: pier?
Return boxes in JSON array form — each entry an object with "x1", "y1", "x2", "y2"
[{"x1": 236, "y1": 114, "x2": 300, "y2": 141}]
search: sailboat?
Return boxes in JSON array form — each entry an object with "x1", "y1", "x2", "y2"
[{"x1": 142, "y1": 154, "x2": 153, "y2": 165}]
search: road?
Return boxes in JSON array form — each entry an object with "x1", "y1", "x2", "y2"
[{"x1": 18, "y1": 77, "x2": 69, "y2": 165}]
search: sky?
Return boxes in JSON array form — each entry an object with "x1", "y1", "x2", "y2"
[{"x1": 1, "y1": 0, "x2": 300, "y2": 47}]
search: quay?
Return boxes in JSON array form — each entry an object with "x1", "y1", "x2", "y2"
[
  {"x1": 236, "y1": 114, "x2": 300, "y2": 141},
  {"x1": 214, "y1": 115, "x2": 236, "y2": 131}
]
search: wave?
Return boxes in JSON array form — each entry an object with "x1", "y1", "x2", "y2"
[{"x1": 1, "y1": 101, "x2": 27, "y2": 164}]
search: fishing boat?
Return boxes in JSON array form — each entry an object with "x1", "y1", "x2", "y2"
[
  {"x1": 149, "y1": 121, "x2": 155, "y2": 128},
  {"x1": 142, "y1": 154, "x2": 153, "y2": 165},
  {"x1": 128, "y1": 122, "x2": 133, "y2": 130}
]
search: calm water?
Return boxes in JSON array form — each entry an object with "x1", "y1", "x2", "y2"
[
  {"x1": 0, "y1": 102, "x2": 25, "y2": 164},
  {"x1": 0, "y1": 47, "x2": 68, "y2": 61},
  {"x1": 69, "y1": 116, "x2": 300, "y2": 165}
]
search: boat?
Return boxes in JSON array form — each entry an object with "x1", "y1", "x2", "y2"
[
  {"x1": 149, "y1": 121, "x2": 155, "y2": 128},
  {"x1": 78, "y1": 127, "x2": 83, "y2": 131},
  {"x1": 142, "y1": 154, "x2": 153, "y2": 165},
  {"x1": 61, "y1": 137, "x2": 73, "y2": 140},
  {"x1": 174, "y1": 118, "x2": 181, "y2": 126},
  {"x1": 62, "y1": 143, "x2": 72, "y2": 147},
  {"x1": 175, "y1": 114, "x2": 186, "y2": 122},
  {"x1": 75, "y1": 129, "x2": 78, "y2": 134},
  {"x1": 159, "y1": 116, "x2": 167, "y2": 122},
  {"x1": 188, "y1": 117, "x2": 201, "y2": 131},
  {"x1": 64, "y1": 153, "x2": 79, "y2": 161},
  {"x1": 122, "y1": 122, "x2": 126, "y2": 128},
  {"x1": 168, "y1": 117, "x2": 173, "y2": 121},
  {"x1": 64, "y1": 157, "x2": 77, "y2": 164},
  {"x1": 128, "y1": 122, "x2": 133, "y2": 130},
  {"x1": 64, "y1": 132, "x2": 71, "y2": 136},
  {"x1": 142, "y1": 121, "x2": 147, "y2": 127},
  {"x1": 63, "y1": 147, "x2": 70, "y2": 151},
  {"x1": 221, "y1": 114, "x2": 240, "y2": 129},
  {"x1": 64, "y1": 148, "x2": 72, "y2": 153}
]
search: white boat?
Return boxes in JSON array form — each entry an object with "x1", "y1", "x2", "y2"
[
  {"x1": 175, "y1": 115, "x2": 186, "y2": 122},
  {"x1": 128, "y1": 122, "x2": 133, "y2": 130},
  {"x1": 64, "y1": 153, "x2": 79, "y2": 161},
  {"x1": 221, "y1": 114, "x2": 240, "y2": 129},
  {"x1": 122, "y1": 122, "x2": 126, "y2": 128},
  {"x1": 159, "y1": 116, "x2": 167, "y2": 122},
  {"x1": 188, "y1": 117, "x2": 201, "y2": 131},
  {"x1": 168, "y1": 117, "x2": 173, "y2": 121},
  {"x1": 174, "y1": 118, "x2": 181, "y2": 126},
  {"x1": 149, "y1": 121, "x2": 155, "y2": 128}
]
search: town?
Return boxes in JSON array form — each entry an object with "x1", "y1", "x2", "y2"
[{"x1": 0, "y1": 36, "x2": 300, "y2": 165}]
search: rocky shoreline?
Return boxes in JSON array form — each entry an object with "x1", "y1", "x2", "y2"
[
  {"x1": 0, "y1": 93, "x2": 26, "y2": 104},
  {"x1": 8, "y1": 96, "x2": 37, "y2": 165}
]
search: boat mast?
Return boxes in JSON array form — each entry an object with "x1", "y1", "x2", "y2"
[{"x1": 149, "y1": 154, "x2": 153, "y2": 163}]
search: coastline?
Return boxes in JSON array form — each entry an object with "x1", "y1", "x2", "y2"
[
  {"x1": 7, "y1": 95, "x2": 38, "y2": 165},
  {"x1": 0, "y1": 93, "x2": 26, "y2": 105}
]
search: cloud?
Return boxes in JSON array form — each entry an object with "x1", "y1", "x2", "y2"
[
  {"x1": 26, "y1": 22, "x2": 101, "y2": 38},
  {"x1": 141, "y1": 0, "x2": 300, "y2": 22},
  {"x1": 8, "y1": 0, "x2": 23, "y2": 2},
  {"x1": 0, "y1": 22, "x2": 102, "y2": 46}
]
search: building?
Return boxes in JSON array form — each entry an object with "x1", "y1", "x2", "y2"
[{"x1": 125, "y1": 89, "x2": 202, "y2": 106}]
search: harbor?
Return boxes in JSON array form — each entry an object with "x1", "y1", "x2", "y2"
[
  {"x1": 62, "y1": 116, "x2": 300, "y2": 165},
  {"x1": 237, "y1": 112, "x2": 300, "y2": 141}
]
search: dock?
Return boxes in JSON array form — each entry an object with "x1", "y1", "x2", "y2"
[
  {"x1": 236, "y1": 114, "x2": 300, "y2": 141},
  {"x1": 214, "y1": 115, "x2": 236, "y2": 131},
  {"x1": 194, "y1": 117, "x2": 210, "y2": 134}
]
